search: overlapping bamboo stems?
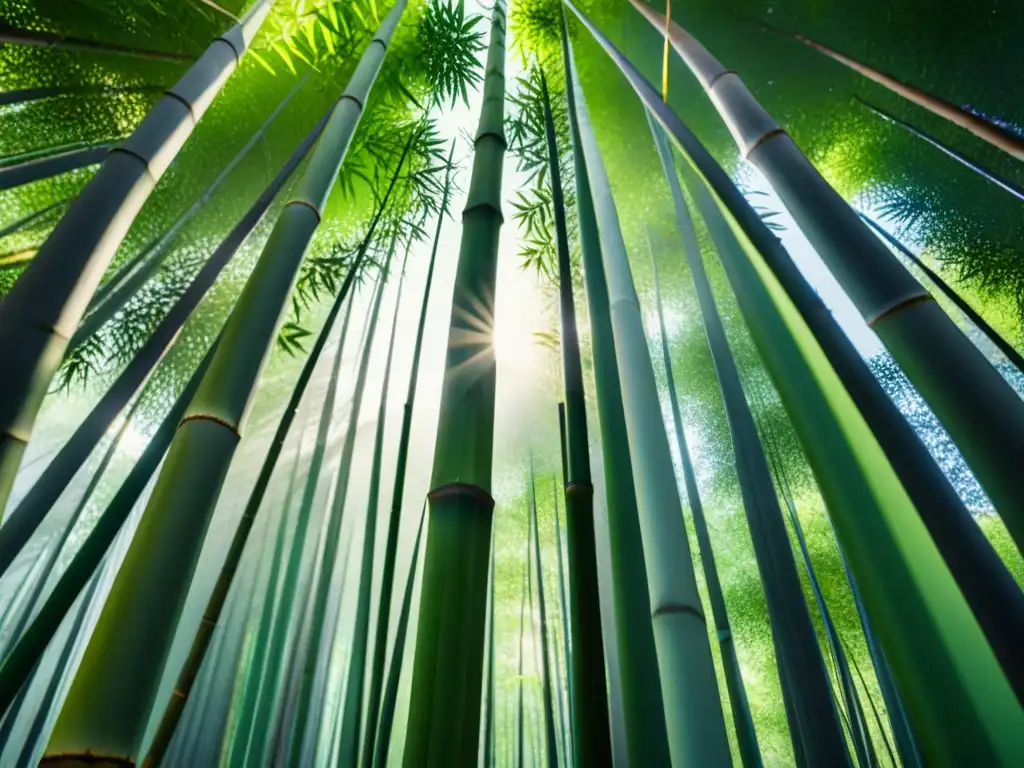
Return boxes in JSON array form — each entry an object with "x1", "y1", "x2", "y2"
[
  {"x1": 403, "y1": 4, "x2": 507, "y2": 763},
  {"x1": 537, "y1": 65, "x2": 613, "y2": 767},
  {"x1": 71, "y1": 72, "x2": 312, "y2": 348},
  {"x1": 575, "y1": 0, "x2": 1024, "y2": 710},
  {"x1": 0, "y1": 22, "x2": 193, "y2": 62},
  {"x1": 646, "y1": 234, "x2": 762, "y2": 768},
  {"x1": 0, "y1": 339, "x2": 218, "y2": 714},
  {"x1": 0, "y1": 84, "x2": 165, "y2": 108},
  {"x1": 675, "y1": 133, "x2": 1024, "y2": 762},
  {"x1": 646, "y1": 112, "x2": 850, "y2": 765},
  {"x1": 373, "y1": 504, "x2": 427, "y2": 767},
  {"x1": 856, "y1": 97, "x2": 1024, "y2": 204},
  {"x1": 336, "y1": 244, "x2": 410, "y2": 768},
  {"x1": 42, "y1": 6, "x2": 407, "y2": 760},
  {"x1": 0, "y1": 0, "x2": 272, "y2": 511},
  {"x1": 559, "y1": 14, "x2": 671, "y2": 764},
  {"x1": 859, "y1": 213, "x2": 1024, "y2": 372},
  {"x1": 527, "y1": 460, "x2": 560, "y2": 767},
  {"x1": 631, "y1": 0, "x2": 1024, "y2": 531},
  {"x1": 142, "y1": 290, "x2": 360, "y2": 767},
  {"x1": 754, "y1": 411, "x2": 877, "y2": 768},
  {"x1": 765, "y1": 24, "x2": 1024, "y2": 162},
  {"x1": 364, "y1": 141, "x2": 457, "y2": 768},
  {"x1": 245, "y1": 253, "x2": 391, "y2": 767},
  {"x1": 0, "y1": 107, "x2": 331, "y2": 579},
  {"x1": 570, "y1": 26, "x2": 731, "y2": 768},
  {"x1": 549, "y1": 484, "x2": 572, "y2": 766},
  {"x1": 0, "y1": 140, "x2": 118, "y2": 191}
]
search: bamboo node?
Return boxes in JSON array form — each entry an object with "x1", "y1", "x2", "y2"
[
  {"x1": 286, "y1": 198, "x2": 323, "y2": 223},
  {"x1": 865, "y1": 292, "x2": 933, "y2": 327},
  {"x1": 652, "y1": 601, "x2": 706, "y2": 623},
  {"x1": 743, "y1": 127, "x2": 788, "y2": 159},
  {"x1": 179, "y1": 412, "x2": 241, "y2": 436},
  {"x1": 427, "y1": 482, "x2": 496, "y2": 509},
  {"x1": 705, "y1": 68, "x2": 738, "y2": 92}
]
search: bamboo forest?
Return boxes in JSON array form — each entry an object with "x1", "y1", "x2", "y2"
[{"x1": 2, "y1": 0, "x2": 1024, "y2": 764}]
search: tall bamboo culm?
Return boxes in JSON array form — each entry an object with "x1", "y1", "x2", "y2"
[
  {"x1": 646, "y1": 234, "x2": 762, "y2": 768},
  {"x1": 41, "y1": 6, "x2": 407, "y2": 762},
  {"x1": 538, "y1": 65, "x2": 613, "y2": 767},
  {"x1": 568, "y1": 20, "x2": 731, "y2": 766},
  {"x1": 0, "y1": 0, "x2": 272, "y2": 512},
  {"x1": 403, "y1": 4, "x2": 507, "y2": 763},
  {"x1": 630, "y1": 0, "x2": 1024, "y2": 532},
  {"x1": 614, "y1": 1, "x2": 1024, "y2": 705},
  {"x1": 560, "y1": 14, "x2": 672, "y2": 765}
]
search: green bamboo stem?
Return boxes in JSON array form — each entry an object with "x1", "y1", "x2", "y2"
[
  {"x1": 631, "y1": 0, "x2": 1024, "y2": 532},
  {"x1": 529, "y1": 460, "x2": 560, "y2": 768},
  {"x1": 646, "y1": 233, "x2": 762, "y2": 768},
  {"x1": 41, "y1": 7, "x2": 405, "y2": 761},
  {"x1": 484, "y1": 531, "x2": 496, "y2": 768},
  {"x1": 0, "y1": 140, "x2": 118, "y2": 191},
  {"x1": 645, "y1": 110, "x2": 849, "y2": 765},
  {"x1": 0, "y1": 109, "x2": 329, "y2": 580},
  {"x1": 244, "y1": 258, "x2": 390, "y2": 767},
  {"x1": 0, "y1": 339, "x2": 217, "y2": 716},
  {"x1": 363, "y1": 141, "x2": 457, "y2": 768},
  {"x1": 0, "y1": 0, "x2": 272, "y2": 514},
  {"x1": 764, "y1": 23, "x2": 1024, "y2": 162},
  {"x1": 859, "y1": 212, "x2": 1024, "y2": 372},
  {"x1": 403, "y1": 4, "x2": 507, "y2": 763},
  {"x1": 0, "y1": 22, "x2": 193, "y2": 62},
  {"x1": 570, "y1": 29, "x2": 730, "y2": 767},
  {"x1": 0, "y1": 199, "x2": 70, "y2": 241},
  {"x1": 677, "y1": 139, "x2": 1024, "y2": 763},
  {"x1": 517, "y1": 537, "x2": 529, "y2": 768},
  {"x1": 539, "y1": 66, "x2": 613, "y2": 768},
  {"x1": 373, "y1": 504, "x2": 427, "y2": 767},
  {"x1": 559, "y1": 14, "x2": 671, "y2": 765},
  {"x1": 856, "y1": 97, "x2": 1024, "y2": 204},
  {"x1": 141, "y1": 291, "x2": 359, "y2": 768},
  {"x1": 0, "y1": 84, "x2": 165, "y2": 108},
  {"x1": 550, "y1": 482, "x2": 573, "y2": 766},
  {"x1": 337, "y1": 245, "x2": 409, "y2": 768},
  {"x1": 576, "y1": 2, "x2": 1024, "y2": 715},
  {"x1": 71, "y1": 72, "x2": 311, "y2": 348}
]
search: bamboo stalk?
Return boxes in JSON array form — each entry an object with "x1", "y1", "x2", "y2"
[
  {"x1": 529, "y1": 459, "x2": 560, "y2": 768},
  {"x1": 576, "y1": 1, "x2": 1024, "y2": 713},
  {"x1": 0, "y1": 0, "x2": 273, "y2": 514},
  {"x1": 569, "y1": 25, "x2": 731, "y2": 766},
  {"x1": 0, "y1": 248, "x2": 37, "y2": 269},
  {"x1": 484, "y1": 531, "x2": 496, "y2": 768},
  {"x1": 141, "y1": 290, "x2": 359, "y2": 768},
  {"x1": 629, "y1": 0, "x2": 1024, "y2": 533},
  {"x1": 551, "y1": 482, "x2": 573, "y2": 766},
  {"x1": 856, "y1": 97, "x2": 1024, "y2": 204},
  {"x1": 403, "y1": 4, "x2": 507, "y2": 763},
  {"x1": 859, "y1": 212, "x2": 1024, "y2": 372},
  {"x1": 0, "y1": 84, "x2": 165, "y2": 108},
  {"x1": 0, "y1": 199, "x2": 70, "y2": 241},
  {"x1": 373, "y1": 504, "x2": 427, "y2": 767},
  {"x1": 645, "y1": 111, "x2": 850, "y2": 765},
  {"x1": 646, "y1": 232, "x2": 762, "y2": 768},
  {"x1": 763, "y1": 23, "x2": 1024, "y2": 162},
  {"x1": 337, "y1": 244, "x2": 409, "y2": 768},
  {"x1": 0, "y1": 339, "x2": 217, "y2": 714},
  {"x1": 0, "y1": 110, "x2": 329, "y2": 580},
  {"x1": 539, "y1": 64, "x2": 612, "y2": 768},
  {"x1": 41, "y1": 7, "x2": 405, "y2": 761},
  {"x1": 559, "y1": 14, "x2": 671, "y2": 765},
  {"x1": 677, "y1": 140, "x2": 1024, "y2": 763},
  {"x1": 0, "y1": 140, "x2": 118, "y2": 191},
  {"x1": 0, "y1": 22, "x2": 192, "y2": 62},
  {"x1": 71, "y1": 73, "x2": 311, "y2": 348},
  {"x1": 364, "y1": 142, "x2": 457, "y2": 768}
]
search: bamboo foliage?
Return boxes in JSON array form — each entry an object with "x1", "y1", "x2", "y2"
[
  {"x1": 568, "y1": 21, "x2": 731, "y2": 766},
  {"x1": 578, "y1": 0, "x2": 1024, "y2": 711},
  {"x1": 41, "y1": 6, "x2": 407, "y2": 762},
  {"x1": 0, "y1": 0, "x2": 272, "y2": 512},
  {"x1": 559, "y1": 14, "x2": 671, "y2": 765},
  {"x1": 645, "y1": 232, "x2": 762, "y2": 768},
  {"x1": 630, "y1": 0, "x2": 1024, "y2": 531},
  {"x1": 404, "y1": 3, "x2": 507, "y2": 763}
]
